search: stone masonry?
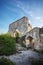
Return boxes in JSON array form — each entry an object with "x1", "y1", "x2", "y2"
[
  {"x1": 25, "y1": 27, "x2": 43, "y2": 51},
  {"x1": 9, "y1": 16, "x2": 32, "y2": 37}
]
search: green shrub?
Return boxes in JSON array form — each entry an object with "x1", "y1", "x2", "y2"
[
  {"x1": 31, "y1": 58, "x2": 43, "y2": 65},
  {"x1": 0, "y1": 33, "x2": 16, "y2": 55},
  {"x1": 0, "y1": 57, "x2": 16, "y2": 65},
  {"x1": 5, "y1": 32, "x2": 11, "y2": 37}
]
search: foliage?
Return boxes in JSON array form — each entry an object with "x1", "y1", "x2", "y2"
[
  {"x1": 0, "y1": 57, "x2": 16, "y2": 65},
  {"x1": 5, "y1": 32, "x2": 11, "y2": 36},
  {"x1": 0, "y1": 33, "x2": 16, "y2": 55}
]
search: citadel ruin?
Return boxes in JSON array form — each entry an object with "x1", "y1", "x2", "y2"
[{"x1": 9, "y1": 16, "x2": 43, "y2": 51}]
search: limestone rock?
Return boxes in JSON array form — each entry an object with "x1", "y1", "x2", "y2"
[
  {"x1": 25, "y1": 27, "x2": 43, "y2": 51},
  {"x1": 9, "y1": 16, "x2": 32, "y2": 37}
]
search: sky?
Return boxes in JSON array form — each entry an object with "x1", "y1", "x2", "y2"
[{"x1": 0, "y1": 0, "x2": 43, "y2": 34}]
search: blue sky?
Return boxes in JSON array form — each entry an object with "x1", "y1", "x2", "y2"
[{"x1": 0, "y1": 0, "x2": 43, "y2": 34}]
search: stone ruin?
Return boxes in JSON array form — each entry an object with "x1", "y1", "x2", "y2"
[
  {"x1": 9, "y1": 16, "x2": 32, "y2": 37},
  {"x1": 25, "y1": 27, "x2": 43, "y2": 51},
  {"x1": 9, "y1": 16, "x2": 43, "y2": 51}
]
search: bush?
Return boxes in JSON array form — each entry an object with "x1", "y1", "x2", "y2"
[
  {"x1": 0, "y1": 33, "x2": 16, "y2": 55},
  {"x1": 31, "y1": 58, "x2": 43, "y2": 65},
  {"x1": 0, "y1": 57, "x2": 16, "y2": 65}
]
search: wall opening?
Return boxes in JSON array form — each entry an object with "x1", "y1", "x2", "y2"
[{"x1": 26, "y1": 36, "x2": 35, "y2": 48}]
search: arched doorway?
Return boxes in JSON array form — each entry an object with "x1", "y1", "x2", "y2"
[
  {"x1": 26, "y1": 36, "x2": 35, "y2": 48},
  {"x1": 14, "y1": 30, "x2": 19, "y2": 38}
]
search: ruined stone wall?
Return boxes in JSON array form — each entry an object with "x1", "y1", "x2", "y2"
[
  {"x1": 9, "y1": 16, "x2": 32, "y2": 37},
  {"x1": 25, "y1": 27, "x2": 43, "y2": 50},
  {"x1": 25, "y1": 28, "x2": 39, "y2": 48},
  {"x1": 26, "y1": 27, "x2": 39, "y2": 39}
]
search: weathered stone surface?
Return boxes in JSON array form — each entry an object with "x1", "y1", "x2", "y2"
[
  {"x1": 9, "y1": 16, "x2": 32, "y2": 37},
  {"x1": 25, "y1": 27, "x2": 43, "y2": 51},
  {"x1": 16, "y1": 44, "x2": 27, "y2": 51},
  {"x1": 0, "y1": 50, "x2": 43, "y2": 65},
  {"x1": 8, "y1": 16, "x2": 43, "y2": 51}
]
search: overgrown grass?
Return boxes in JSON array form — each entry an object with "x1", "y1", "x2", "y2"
[
  {"x1": 0, "y1": 57, "x2": 16, "y2": 65},
  {"x1": 0, "y1": 33, "x2": 16, "y2": 55}
]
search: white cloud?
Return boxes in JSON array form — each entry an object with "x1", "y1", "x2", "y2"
[
  {"x1": 29, "y1": 11, "x2": 33, "y2": 17},
  {"x1": 29, "y1": 20, "x2": 31, "y2": 23},
  {"x1": 8, "y1": 0, "x2": 43, "y2": 27},
  {"x1": 35, "y1": 16, "x2": 43, "y2": 22},
  {"x1": 35, "y1": 16, "x2": 41, "y2": 20},
  {"x1": 15, "y1": 0, "x2": 33, "y2": 17}
]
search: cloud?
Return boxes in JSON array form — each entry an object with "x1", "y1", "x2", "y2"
[
  {"x1": 15, "y1": 0, "x2": 33, "y2": 17},
  {"x1": 15, "y1": 0, "x2": 43, "y2": 27},
  {"x1": 9, "y1": 0, "x2": 43, "y2": 27},
  {"x1": 29, "y1": 11, "x2": 33, "y2": 17},
  {"x1": 29, "y1": 20, "x2": 31, "y2": 23},
  {"x1": 4, "y1": 0, "x2": 43, "y2": 27},
  {"x1": 35, "y1": 16, "x2": 41, "y2": 20},
  {"x1": 32, "y1": 16, "x2": 43, "y2": 27},
  {"x1": 4, "y1": 0, "x2": 33, "y2": 18},
  {"x1": 35, "y1": 16, "x2": 43, "y2": 22}
]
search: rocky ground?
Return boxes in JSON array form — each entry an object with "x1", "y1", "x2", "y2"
[{"x1": 0, "y1": 49, "x2": 43, "y2": 65}]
